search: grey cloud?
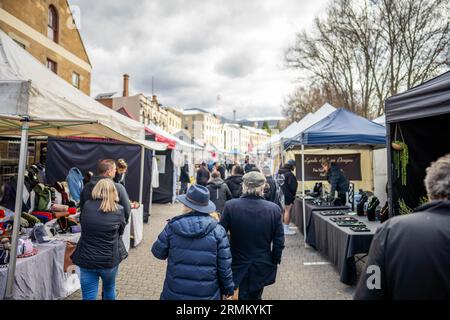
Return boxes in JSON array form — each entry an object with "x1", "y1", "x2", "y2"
[
  {"x1": 68, "y1": 0, "x2": 328, "y2": 118},
  {"x1": 215, "y1": 52, "x2": 259, "y2": 78}
]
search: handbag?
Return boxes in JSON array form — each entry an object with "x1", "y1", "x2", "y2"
[{"x1": 118, "y1": 237, "x2": 128, "y2": 260}]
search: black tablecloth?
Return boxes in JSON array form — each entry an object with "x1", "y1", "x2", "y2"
[
  {"x1": 313, "y1": 213, "x2": 380, "y2": 285},
  {"x1": 291, "y1": 198, "x2": 349, "y2": 247}
]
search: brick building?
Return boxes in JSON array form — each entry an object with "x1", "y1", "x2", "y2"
[{"x1": 0, "y1": 0, "x2": 92, "y2": 94}]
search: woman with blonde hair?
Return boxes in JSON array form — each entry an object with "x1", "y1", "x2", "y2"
[{"x1": 71, "y1": 178, "x2": 127, "y2": 300}]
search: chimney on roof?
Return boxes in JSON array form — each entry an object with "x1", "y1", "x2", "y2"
[
  {"x1": 233, "y1": 110, "x2": 236, "y2": 122},
  {"x1": 123, "y1": 74, "x2": 130, "y2": 97}
]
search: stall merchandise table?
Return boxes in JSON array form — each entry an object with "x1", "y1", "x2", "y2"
[
  {"x1": 0, "y1": 240, "x2": 67, "y2": 300},
  {"x1": 291, "y1": 197, "x2": 349, "y2": 247},
  {"x1": 313, "y1": 213, "x2": 380, "y2": 285}
]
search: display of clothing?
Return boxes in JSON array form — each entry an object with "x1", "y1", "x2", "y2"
[
  {"x1": 66, "y1": 168, "x2": 84, "y2": 202},
  {"x1": 0, "y1": 177, "x2": 31, "y2": 212},
  {"x1": 152, "y1": 157, "x2": 159, "y2": 188}
]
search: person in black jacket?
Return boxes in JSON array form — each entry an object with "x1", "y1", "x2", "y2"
[
  {"x1": 196, "y1": 162, "x2": 210, "y2": 187},
  {"x1": 262, "y1": 165, "x2": 277, "y2": 203},
  {"x1": 221, "y1": 171, "x2": 285, "y2": 300},
  {"x1": 225, "y1": 165, "x2": 244, "y2": 199},
  {"x1": 207, "y1": 171, "x2": 232, "y2": 213},
  {"x1": 71, "y1": 179, "x2": 127, "y2": 300},
  {"x1": 354, "y1": 153, "x2": 450, "y2": 300},
  {"x1": 179, "y1": 163, "x2": 190, "y2": 195},
  {"x1": 321, "y1": 159, "x2": 349, "y2": 205},
  {"x1": 80, "y1": 159, "x2": 131, "y2": 224},
  {"x1": 278, "y1": 160, "x2": 298, "y2": 236}
]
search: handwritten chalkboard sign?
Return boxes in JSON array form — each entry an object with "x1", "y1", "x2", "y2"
[{"x1": 295, "y1": 154, "x2": 362, "y2": 181}]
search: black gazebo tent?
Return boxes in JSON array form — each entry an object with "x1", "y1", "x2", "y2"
[{"x1": 385, "y1": 71, "x2": 450, "y2": 216}]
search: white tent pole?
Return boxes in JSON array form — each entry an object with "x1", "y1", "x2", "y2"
[
  {"x1": 148, "y1": 150, "x2": 156, "y2": 218},
  {"x1": 301, "y1": 144, "x2": 307, "y2": 247},
  {"x1": 139, "y1": 145, "x2": 145, "y2": 204},
  {"x1": 5, "y1": 117, "x2": 29, "y2": 300}
]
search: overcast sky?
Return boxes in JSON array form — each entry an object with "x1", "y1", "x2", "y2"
[{"x1": 69, "y1": 0, "x2": 329, "y2": 120}]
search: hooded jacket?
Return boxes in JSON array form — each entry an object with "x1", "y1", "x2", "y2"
[
  {"x1": 79, "y1": 176, "x2": 131, "y2": 224},
  {"x1": 151, "y1": 212, "x2": 235, "y2": 300},
  {"x1": 264, "y1": 176, "x2": 277, "y2": 203},
  {"x1": 225, "y1": 175, "x2": 243, "y2": 199},
  {"x1": 207, "y1": 177, "x2": 232, "y2": 213},
  {"x1": 66, "y1": 167, "x2": 84, "y2": 202},
  {"x1": 278, "y1": 166, "x2": 298, "y2": 205},
  {"x1": 354, "y1": 200, "x2": 450, "y2": 300}
]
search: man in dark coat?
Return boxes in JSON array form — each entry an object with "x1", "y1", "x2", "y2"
[
  {"x1": 196, "y1": 162, "x2": 210, "y2": 187},
  {"x1": 244, "y1": 155, "x2": 253, "y2": 174},
  {"x1": 80, "y1": 159, "x2": 131, "y2": 224},
  {"x1": 354, "y1": 154, "x2": 450, "y2": 300},
  {"x1": 262, "y1": 165, "x2": 278, "y2": 204},
  {"x1": 207, "y1": 171, "x2": 232, "y2": 213},
  {"x1": 278, "y1": 160, "x2": 298, "y2": 235},
  {"x1": 225, "y1": 165, "x2": 244, "y2": 199},
  {"x1": 213, "y1": 162, "x2": 226, "y2": 180},
  {"x1": 220, "y1": 171, "x2": 285, "y2": 300},
  {"x1": 321, "y1": 159, "x2": 350, "y2": 205},
  {"x1": 179, "y1": 163, "x2": 190, "y2": 195}
]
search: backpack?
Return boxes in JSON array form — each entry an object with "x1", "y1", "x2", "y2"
[
  {"x1": 273, "y1": 181, "x2": 285, "y2": 210},
  {"x1": 33, "y1": 184, "x2": 51, "y2": 211}
]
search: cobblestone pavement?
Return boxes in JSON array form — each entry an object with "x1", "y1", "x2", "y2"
[{"x1": 68, "y1": 202, "x2": 355, "y2": 300}]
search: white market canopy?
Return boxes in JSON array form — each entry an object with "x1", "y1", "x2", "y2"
[
  {"x1": 256, "y1": 103, "x2": 337, "y2": 152},
  {"x1": 146, "y1": 122, "x2": 202, "y2": 151},
  {"x1": 0, "y1": 30, "x2": 165, "y2": 150}
]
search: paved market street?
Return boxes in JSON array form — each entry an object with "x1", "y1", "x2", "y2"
[{"x1": 68, "y1": 203, "x2": 355, "y2": 300}]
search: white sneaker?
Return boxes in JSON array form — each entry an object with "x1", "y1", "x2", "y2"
[
  {"x1": 288, "y1": 225, "x2": 298, "y2": 230},
  {"x1": 284, "y1": 224, "x2": 296, "y2": 236}
]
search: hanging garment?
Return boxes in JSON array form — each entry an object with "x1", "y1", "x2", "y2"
[
  {"x1": 0, "y1": 178, "x2": 31, "y2": 212},
  {"x1": 152, "y1": 157, "x2": 160, "y2": 189},
  {"x1": 66, "y1": 168, "x2": 84, "y2": 202}
]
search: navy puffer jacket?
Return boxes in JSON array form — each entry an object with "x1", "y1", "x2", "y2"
[{"x1": 151, "y1": 212, "x2": 235, "y2": 300}]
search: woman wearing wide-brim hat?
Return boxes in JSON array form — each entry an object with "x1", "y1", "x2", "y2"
[{"x1": 151, "y1": 184, "x2": 235, "y2": 300}]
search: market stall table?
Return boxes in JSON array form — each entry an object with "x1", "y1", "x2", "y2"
[
  {"x1": 0, "y1": 240, "x2": 67, "y2": 300},
  {"x1": 130, "y1": 205, "x2": 143, "y2": 247},
  {"x1": 312, "y1": 213, "x2": 380, "y2": 285},
  {"x1": 291, "y1": 197, "x2": 349, "y2": 247},
  {"x1": 123, "y1": 205, "x2": 144, "y2": 252}
]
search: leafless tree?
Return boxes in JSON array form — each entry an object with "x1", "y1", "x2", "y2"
[{"x1": 285, "y1": 0, "x2": 450, "y2": 121}]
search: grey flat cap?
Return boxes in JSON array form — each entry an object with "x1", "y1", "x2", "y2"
[{"x1": 243, "y1": 171, "x2": 266, "y2": 188}]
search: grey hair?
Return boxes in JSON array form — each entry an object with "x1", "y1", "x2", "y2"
[
  {"x1": 242, "y1": 184, "x2": 266, "y2": 197},
  {"x1": 424, "y1": 154, "x2": 450, "y2": 200}
]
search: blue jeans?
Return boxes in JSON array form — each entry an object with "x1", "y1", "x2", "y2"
[{"x1": 79, "y1": 266, "x2": 119, "y2": 300}]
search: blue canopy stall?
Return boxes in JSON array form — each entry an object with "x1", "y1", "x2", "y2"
[{"x1": 284, "y1": 108, "x2": 387, "y2": 244}]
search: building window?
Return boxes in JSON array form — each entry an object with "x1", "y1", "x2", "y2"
[
  {"x1": 72, "y1": 72, "x2": 80, "y2": 89},
  {"x1": 47, "y1": 59, "x2": 57, "y2": 74},
  {"x1": 48, "y1": 5, "x2": 59, "y2": 43}
]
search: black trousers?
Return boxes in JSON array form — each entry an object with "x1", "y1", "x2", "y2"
[{"x1": 238, "y1": 276, "x2": 264, "y2": 300}]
